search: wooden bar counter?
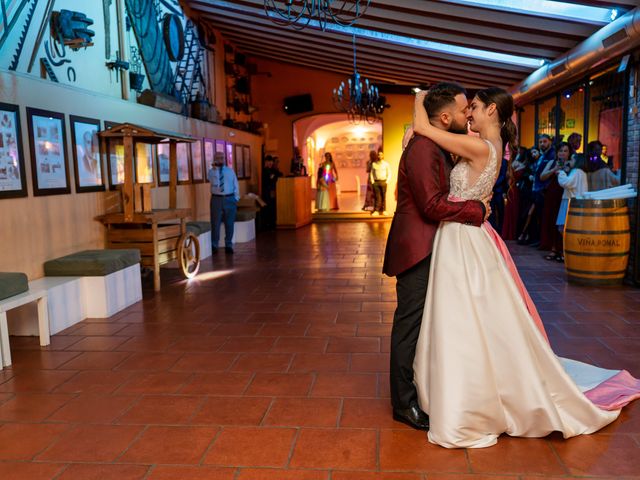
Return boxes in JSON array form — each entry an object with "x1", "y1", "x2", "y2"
[{"x1": 276, "y1": 176, "x2": 312, "y2": 229}]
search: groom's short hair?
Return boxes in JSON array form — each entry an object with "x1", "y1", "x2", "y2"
[{"x1": 424, "y1": 83, "x2": 467, "y2": 120}]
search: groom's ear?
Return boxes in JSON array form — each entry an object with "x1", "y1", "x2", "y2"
[{"x1": 440, "y1": 111, "x2": 451, "y2": 127}]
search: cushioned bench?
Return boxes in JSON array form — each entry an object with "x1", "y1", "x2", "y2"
[
  {"x1": 0, "y1": 272, "x2": 28, "y2": 301},
  {"x1": 8, "y1": 250, "x2": 143, "y2": 339},
  {"x1": 44, "y1": 249, "x2": 141, "y2": 276},
  {"x1": 187, "y1": 211, "x2": 256, "y2": 259},
  {"x1": 0, "y1": 272, "x2": 49, "y2": 368}
]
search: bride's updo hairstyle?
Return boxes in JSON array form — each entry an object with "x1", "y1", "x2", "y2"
[{"x1": 475, "y1": 87, "x2": 518, "y2": 160}]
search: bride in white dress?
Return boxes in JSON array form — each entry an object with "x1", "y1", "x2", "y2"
[{"x1": 410, "y1": 87, "x2": 640, "y2": 449}]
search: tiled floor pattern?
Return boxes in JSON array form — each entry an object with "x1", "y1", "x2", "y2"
[{"x1": 1, "y1": 221, "x2": 639, "y2": 479}]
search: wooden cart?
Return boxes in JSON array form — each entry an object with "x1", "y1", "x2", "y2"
[{"x1": 96, "y1": 123, "x2": 200, "y2": 291}]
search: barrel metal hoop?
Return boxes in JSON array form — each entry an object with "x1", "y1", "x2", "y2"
[
  {"x1": 567, "y1": 211, "x2": 628, "y2": 217},
  {"x1": 566, "y1": 267, "x2": 627, "y2": 276},
  {"x1": 564, "y1": 250, "x2": 630, "y2": 257},
  {"x1": 570, "y1": 199, "x2": 628, "y2": 208},
  {"x1": 564, "y1": 229, "x2": 630, "y2": 235}
]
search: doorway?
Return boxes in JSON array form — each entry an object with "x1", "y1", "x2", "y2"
[{"x1": 293, "y1": 113, "x2": 383, "y2": 214}]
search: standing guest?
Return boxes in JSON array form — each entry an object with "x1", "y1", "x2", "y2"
[
  {"x1": 208, "y1": 151, "x2": 239, "y2": 254},
  {"x1": 587, "y1": 141, "x2": 620, "y2": 191},
  {"x1": 361, "y1": 150, "x2": 376, "y2": 211},
  {"x1": 316, "y1": 160, "x2": 330, "y2": 212},
  {"x1": 555, "y1": 153, "x2": 588, "y2": 262},
  {"x1": 323, "y1": 152, "x2": 340, "y2": 210},
  {"x1": 540, "y1": 142, "x2": 571, "y2": 259},
  {"x1": 489, "y1": 157, "x2": 508, "y2": 233},
  {"x1": 370, "y1": 149, "x2": 392, "y2": 216},
  {"x1": 568, "y1": 132, "x2": 582, "y2": 156},
  {"x1": 517, "y1": 147, "x2": 539, "y2": 245},
  {"x1": 261, "y1": 155, "x2": 282, "y2": 229},
  {"x1": 502, "y1": 147, "x2": 528, "y2": 240},
  {"x1": 529, "y1": 135, "x2": 556, "y2": 247}
]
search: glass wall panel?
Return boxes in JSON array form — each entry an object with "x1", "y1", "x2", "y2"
[
  {"x1": 588, "y1": 69, "x2": 625, "y2": 171},
  {"x1": 519, "y1": 103, "x2": 535, "y2": 149},
  {"x1": 536, "y1": 96, "x2": 557, "y2": 140},
  {"x1": 559, "y1": 88, "x2": 585, "y2": 153}
]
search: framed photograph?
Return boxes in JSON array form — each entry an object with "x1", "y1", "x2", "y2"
[
  {"x1": 0, "y1": 103, "x2": 27, "y2": 198},
  {"x1": 215, "y1": 139, "x2": 225, "y2": 156},
  {"x1": 70, "y1": 116, "x2": 104, "y2": 193},
  {"x1": 156, "y1": 143, "x2": 170, "y2": 186},
  {"x1": 26, "y1": 107, "x2": 70, "y2": 196},
  {"x1": 225, "y1": 141, "x2": 233, "y2": 168},
  {"x1": 191, "y1": 139, "x2": 204, "y2": 183},
  {"x1": 136, "y1": 142, "x2": 154, "y2": 184},
  {"x1": 177, "y1": 142, "x2": 190, "y2": 184},
  {"x1": 242, "y1": 145, "x2": 251, "y2": 179},
  {"x1": 104, "y1": 121, "x2": 125, "y2": 189},
  {"x1": 204, "y1": 138, "x2": 215, "y2": 171},
  {"x1": 233, "y1": 144, "x2": 244, "y2": 179}
]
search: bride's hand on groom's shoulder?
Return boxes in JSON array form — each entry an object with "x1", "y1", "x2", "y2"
[{"x1": 402, "y1": 127, "x2": 414, "y2": 150}]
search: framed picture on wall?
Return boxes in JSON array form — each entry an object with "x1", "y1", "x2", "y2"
[
  {"x1": 177, "y1": 142, "x2": 190, "y2": 184},
  {"x1": 136, "y1": 142, "x2": 154, "y2": 184},
  {"x1": 26, "y1": 107, "x2": 70, "y2": 196},
  {"x1": 242, "y1": 145, "x2": 251, "y2": 179},
  {"x1": 70, "y1": 115, "x2": 104, "y2": 193},
  {"x1": 104, "y1": 121, "x2": 125, "y2": 189},
  {"x1": 0, "y1": 102, "x2": 27, "y2": 199},
  {"x1": 215, "y1": 139, "x2": 225, "y2": 156},
  {"x1": 191, "y1": 139, "x2": 204, "y2": 183},
  {"x1": 156, "y1": 143, "x2": 170, "y2": 186},
  {"x1": 233, "y1": 143, "x2": 244, "y2": 179},
  {"x1": 204, "y1": 138, "x2": 215, "y2": 172},
  {"x1": 225, "y1": 141, "x2": 233, "y2": 169}
]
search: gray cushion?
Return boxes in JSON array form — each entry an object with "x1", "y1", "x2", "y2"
[
  {"x1": 0, "y1": 272, "x2": 28, "y2": 301},
  {"x1": 186, "y1": 221, "x2": 211, "y2": 235},
  {"x1": 44, "y1": 249, "x2": 141, "y2": 277}
]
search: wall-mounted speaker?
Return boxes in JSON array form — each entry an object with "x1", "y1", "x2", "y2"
[{"x1": 283, "y1": 94, "x2": 313, "y2": 115}]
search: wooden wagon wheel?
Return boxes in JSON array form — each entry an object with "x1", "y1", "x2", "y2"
[{"x1": 177, "y1": 232, "x2": 200, "y2": 278}]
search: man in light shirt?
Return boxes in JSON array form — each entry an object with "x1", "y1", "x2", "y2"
[
  {"x1": 208, "y1": 152, "x2": 240, "y2": 254},
  {"x1": 370, "y1": 150, "x2": 391, "y2": 216}
]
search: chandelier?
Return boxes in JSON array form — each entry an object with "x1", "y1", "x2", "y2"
[
  {"x1": 332, "y1": 35, "x2": 381, "y2": 124},
  {"x1": 263, "y1": 0, "x2": 370, "y2": 31}
]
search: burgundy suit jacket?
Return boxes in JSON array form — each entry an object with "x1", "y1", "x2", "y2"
[{"x1": 382, "y1": 135, "x2": 485, "y2": 277}]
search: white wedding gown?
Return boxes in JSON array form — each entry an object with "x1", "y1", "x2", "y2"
[{"x1": 413, "y1": 140, "x2": 640, "y2": 448}]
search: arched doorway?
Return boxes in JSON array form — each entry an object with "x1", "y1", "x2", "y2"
[{"x1": 293, "y1": 114, "x2": 383, "y2": 213}]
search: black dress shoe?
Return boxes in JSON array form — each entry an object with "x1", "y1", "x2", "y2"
[
  {"x1": 393, "y1": 403, "x2": 430, "y2": 430},
  {"x1": 225, "y1": 247, "x2": 234, "y2": 254}
]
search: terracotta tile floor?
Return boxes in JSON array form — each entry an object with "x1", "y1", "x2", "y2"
[{"x1": 2, "y1": 221, "x2": 640, "y2": 479}]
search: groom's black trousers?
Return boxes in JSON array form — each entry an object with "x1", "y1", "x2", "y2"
[{"x1": 390, "y1": 255, "x2": 431, "y2": 410}]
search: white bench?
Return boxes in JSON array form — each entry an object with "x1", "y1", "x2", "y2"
[
  {"x1": 7, "y1": 263, "x2": 142, "y2": 338},
  {"x1": 0, "y1": 288, "x2": 50, "y2": 368},
  {"x1": 191, "y1": 219, "x2": 256, "y2": 260}
]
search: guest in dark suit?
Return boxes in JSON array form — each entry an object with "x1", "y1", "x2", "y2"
[{"x1": 383, "y1": 83, "x2": 487, "y2": 430}]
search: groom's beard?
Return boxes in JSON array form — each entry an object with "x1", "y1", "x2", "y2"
[{"x1": 448, "y1": 119, "x2": 468, "y2": 135}]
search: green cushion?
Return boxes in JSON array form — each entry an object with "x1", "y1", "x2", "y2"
[
  {"x1": 44, "y1": 249, "x2": 141, "y2": 277},
  {"x1": 236, "y1": 208, "x2": 256, "y2": 221},
  {"x1": 186, "y1": 221, "x2": 211, "y2": 235},
  {"x1": 0, "y1": 272, "x2": 28, "y2": 301}
]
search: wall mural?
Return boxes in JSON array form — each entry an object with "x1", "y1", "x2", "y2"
[
  {"x1": 125, "y1": 0, "x2": 175, "y2": 96},
  {"x1": 5, "y1": 0, "x2": 36, "y2": 71}
]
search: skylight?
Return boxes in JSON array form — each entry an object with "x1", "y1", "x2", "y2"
[
  {"x1": 206, "y1": 0, "x2": 546, "y2": 68},
  {"x1": 442, "y1": 0, "x2": 621, "y2": 25}
]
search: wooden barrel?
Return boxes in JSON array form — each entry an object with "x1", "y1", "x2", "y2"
[{"x1": 563, "y1": 198, "x2": 630, "y2": 285}]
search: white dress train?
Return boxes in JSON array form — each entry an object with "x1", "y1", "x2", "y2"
[{"x1": 413, "y1": 140, "x2": 639, "y2": 448}]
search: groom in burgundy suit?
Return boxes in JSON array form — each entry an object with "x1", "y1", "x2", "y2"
[{"x1": 383, "y1": 83, "x2": 487, "y2": 430}]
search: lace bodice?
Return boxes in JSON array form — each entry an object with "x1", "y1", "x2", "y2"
[{"x1": 449, "y1": 139, "x2": 498, "y2": 200}]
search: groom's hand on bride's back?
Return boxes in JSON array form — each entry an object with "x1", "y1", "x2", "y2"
[{"x1": 482, "y1": 196, "x2": 492, "y2": 222}]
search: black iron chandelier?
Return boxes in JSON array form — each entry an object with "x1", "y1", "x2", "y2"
[
  {"x1": 332, "y1": 35, "x2": 381, "y2": 124},
  {"x1": 263, "y1": 0, "x2": 370, "y2": 31}
]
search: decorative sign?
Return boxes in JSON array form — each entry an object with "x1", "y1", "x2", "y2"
[
  {"x1": 26, "y1": 108, "x2": 70, "y2": 196},
  {"x1": 0, "y1": 103, "x2": 27, "y2": 198}
]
